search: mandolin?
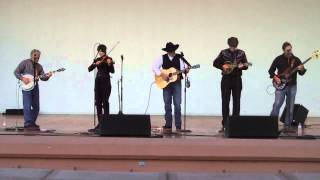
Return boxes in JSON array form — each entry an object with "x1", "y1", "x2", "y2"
[{"x1": 222, "y1": 61, "x2": 252, "y2": 75}]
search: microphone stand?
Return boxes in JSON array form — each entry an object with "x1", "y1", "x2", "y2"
[
  {"x1": 118, "y1": 55, "x2": 124, "y2": 114},
  {"x1": 92, "y1": 46, "x2": 100, "y2": 128},
  {"x1": 180, "y1": 52, "x2": 192, "y2": 133}
]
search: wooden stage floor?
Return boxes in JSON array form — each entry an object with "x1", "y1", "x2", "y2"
[{"x1": 0, "y1": 115, "x2": 319, "y2": 173}]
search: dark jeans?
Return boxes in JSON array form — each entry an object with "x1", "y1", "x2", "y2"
[
  {"x1": 270, "y1": 85, "x2": 297, "y2": 127},
  {"x1": 163, "y1": 81, "x2": 182, "y2": 129},
  {"x1": 22, "y1": 85, "x2": 39, "y2": 127},
  {"x1": 95, "y1": 77, "x2": 111, "y2": 123},
  {"x1": 221, "y1": 76, "x2": 242, "y2": 127}
]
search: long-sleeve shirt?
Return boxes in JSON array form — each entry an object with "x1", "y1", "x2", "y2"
[
  {"x1": 213, "y1": 48, "x2": 248, "y2": 77},
  {"x1": 268, "y1": 54, "x2": 306, "y2": 85},
  {"x1": 14, "y1": 59, "x2": 49, "y2": 81},
  {"x1": 152, "y1": 54, "x2": 188, "y2": 76},
  {"x1": 88, "y1": 55, "x2": 115, "y2": 78}
]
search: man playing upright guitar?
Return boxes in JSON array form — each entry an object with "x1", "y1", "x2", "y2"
[
  {"x1": 14, "y1": 49, "x2": 52, "y2": 131},
  {"x1": 152, "y1": 42, "x2": 190, "y2": 132},
  {"x1": 269, "y1": 42, "x2": 306, "y2": 131},
  {"x1": 213, "y1": 37, "x2": 249, "y2": 133}
]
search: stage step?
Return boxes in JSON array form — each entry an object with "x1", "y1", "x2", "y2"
[{"x1": 0, "y1": 168, "x2": 320, "y2": 180}]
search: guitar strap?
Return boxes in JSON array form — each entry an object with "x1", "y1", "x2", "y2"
[
  {"x1": 292, "y1": 59, "x2": 296, "y2": 68},
  {"x1": 33, "y1": 62, "x2": 39, "y2": 85},
  {"x1": 33, "y1": 61, "x2": 36, "y2": 85}
]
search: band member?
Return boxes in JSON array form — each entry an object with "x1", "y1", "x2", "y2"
[
  {"x1": 269, "y1": 42, "x2": 306, "y2": 130},
  {"x1": 88, "y1": 44, "x2": 114, "y2": 132},
  {"x1": 213, "y1": 37, "x2": 249, "y2": 132},
  {"x1": 152, "y1": 42, "x2": 190, "y2": 132},
  {"x1": 14, "y1": 49, "x2": 52, "y2": 131}
]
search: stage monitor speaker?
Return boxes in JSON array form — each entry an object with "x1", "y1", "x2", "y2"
[
  {"x1": 3, "y1": 109, "x2": 24, "y2": 115},
  {"x1": 100, "y1": 114, "x2": 151, "y2": 137},
  {"x1": 280, "y1": 104, "x2": 308, "y2": 125},
  {"x1": 225, "y1": 116, "x2": 278, "y2": 138}
]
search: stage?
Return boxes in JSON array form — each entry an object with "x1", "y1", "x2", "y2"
[{"x1": 0, "y1": 115, "x2": 319, "y2": 176}]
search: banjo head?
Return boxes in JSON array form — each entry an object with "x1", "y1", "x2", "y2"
[{"x1": 21, "y1": 74, "x2": 35, "y2": 91}]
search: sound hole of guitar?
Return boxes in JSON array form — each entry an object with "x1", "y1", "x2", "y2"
[{"x1": 166, "y1": 73, "x2": 173, "y2": 82}]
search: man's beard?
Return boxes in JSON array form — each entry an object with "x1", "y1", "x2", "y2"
[{"x1": 285, "y1": 53, "x2": 292, "y2": 58}]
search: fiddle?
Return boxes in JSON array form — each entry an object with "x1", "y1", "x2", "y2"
[{"x1": 95, "y1": 55, "x2": 114, "y2": 66}]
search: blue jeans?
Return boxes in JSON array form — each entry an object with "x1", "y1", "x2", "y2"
[
  {"x1": 163, "y1": 81, "x2": 182, "y2": 128},
  {"x1": 22, "y1": 85, "x2": 40, "y2": 126},
  {"x1": 270, "y1": 85, "x2": 297, "y2": 127}
]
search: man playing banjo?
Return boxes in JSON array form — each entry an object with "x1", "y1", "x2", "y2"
[{"x1": 14, "y1": 49, "x2": 52, "y2": 131}]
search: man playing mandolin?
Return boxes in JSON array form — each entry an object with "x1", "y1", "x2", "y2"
[
  {"x1": 213, "y1": 37, "x2": 249, "y2": 133},
  {"x1": 14, "y1": 49, "x2": 52, "y2": 131},
  {"x1": 152, "y1": 42, "x2": 190, "y2": 132},
  {"x1": 269, "y1": 42, "x2": 306, "y2": 131}
]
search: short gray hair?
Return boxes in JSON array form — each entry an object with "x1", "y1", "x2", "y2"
[{"x1": 30, "y1": 49, "x2": 41, "y2": 57}]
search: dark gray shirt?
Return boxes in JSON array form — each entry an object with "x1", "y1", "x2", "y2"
[{"x1": 14, "y1": 59, "x2": 49, "y2": 81}]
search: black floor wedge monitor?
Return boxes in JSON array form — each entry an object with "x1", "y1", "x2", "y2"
[
  {"x1": 225, "y1": 116, "x2": 279, "y2": 138},
  {"x1": 100, "y1": 114, "x2": 151, "y2": 137}
]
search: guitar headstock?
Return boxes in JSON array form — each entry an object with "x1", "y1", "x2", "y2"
[
  {"x1": 57, "y1": 68, "x2": 66, "y2": 72},
  {"x1": 311, "y1": 50, "x2": 320, "y2": 60},
  {"x1": 191, "y1": 64, "x2": 200, "y2": 69}
]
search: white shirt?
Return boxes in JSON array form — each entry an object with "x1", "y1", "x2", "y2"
[{"x1": 152, "y1": 54, "x2": 188, "y2": 76}]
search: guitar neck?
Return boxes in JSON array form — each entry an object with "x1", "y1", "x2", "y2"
[
  {"x1": 166, "y1": 64, "x2": 200, "y2": 76},
  {"x1": 38, "y1": 70, "x2": 58, "y2": 79},
  {"x1": 288, "y1": 57, "x2": 311, "y2": 76},
  {"x1": 172, "y1": 69, "x2": 186, "y2": 76}
]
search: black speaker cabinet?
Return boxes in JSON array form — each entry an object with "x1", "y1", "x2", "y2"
[
  {"x1": 280, "y1": 104, "x2": 308, "y2": 125},
  {"x1": 100, "y1": 114, "x2": 151, "y2": 137},
  {"x1": 3, "y1": 109, "x2": 24, "y2": 115},
  {"x1": 225, "y1": 116, "x2": 278, "y2": 138}
]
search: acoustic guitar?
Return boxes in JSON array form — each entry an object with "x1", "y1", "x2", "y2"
[{"x1": 155, "y1": 64, "x2": 200, "y2": 89}]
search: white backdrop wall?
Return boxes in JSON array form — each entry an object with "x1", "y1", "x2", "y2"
[{"x1": 0, "y1": 0, "x2": 319, "y2": 116}]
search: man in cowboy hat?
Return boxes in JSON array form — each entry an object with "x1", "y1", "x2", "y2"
[{"x1": 152, "y1": 42, "x2": 190, "y2": 132}]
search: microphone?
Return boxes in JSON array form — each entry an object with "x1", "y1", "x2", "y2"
[
  {"x1": 180, "y1": 51, "x2": 191, "y2": 67},
  {"x1": 186, "y1": 77, "x2": 191, "y2": 88},
  {"x1": 121, "y1": 55, "x2": 124, "y2": 61}
]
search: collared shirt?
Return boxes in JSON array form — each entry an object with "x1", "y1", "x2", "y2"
[
  {"x1": 268, "y1": 54, "x2": 306, "y2": 85},
  {"x1": 152, "y1": 54, "x2": 188, "y2": 76},
  {"x1": 213, "y1": 48, "x2": 248, "y2": 77},
  {"x1": 14, "y1": 59, "x2": 49, "y2": 81}
]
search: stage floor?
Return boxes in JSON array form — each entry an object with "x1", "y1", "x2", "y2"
[
  {"x1": 1, "y1": 114, "x2": 320, "y2": 137},
  {"x1": 0, "y1": 115, "x2": 319, "y2": 173}
]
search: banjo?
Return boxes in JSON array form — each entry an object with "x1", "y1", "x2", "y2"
[{"x1": 19, "y1": 68, "x2": 65, "y2": 91}]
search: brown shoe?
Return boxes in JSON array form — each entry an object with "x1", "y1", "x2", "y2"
[
  {"x1": 24, "y1": 125, "x2": 40, "y2": 131},
  {"x1": 32, "y1": 123, "x2": 40, "y2": 130},
  {"x1": 218, "y1": 127, "x2": 225, "y2": 133},
  {"x1": 162, "y1": 126, "x2": 172, "y2": 133},
  {"x1": 282, "y1": 127, "x2": 296, "y2": 133}
]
